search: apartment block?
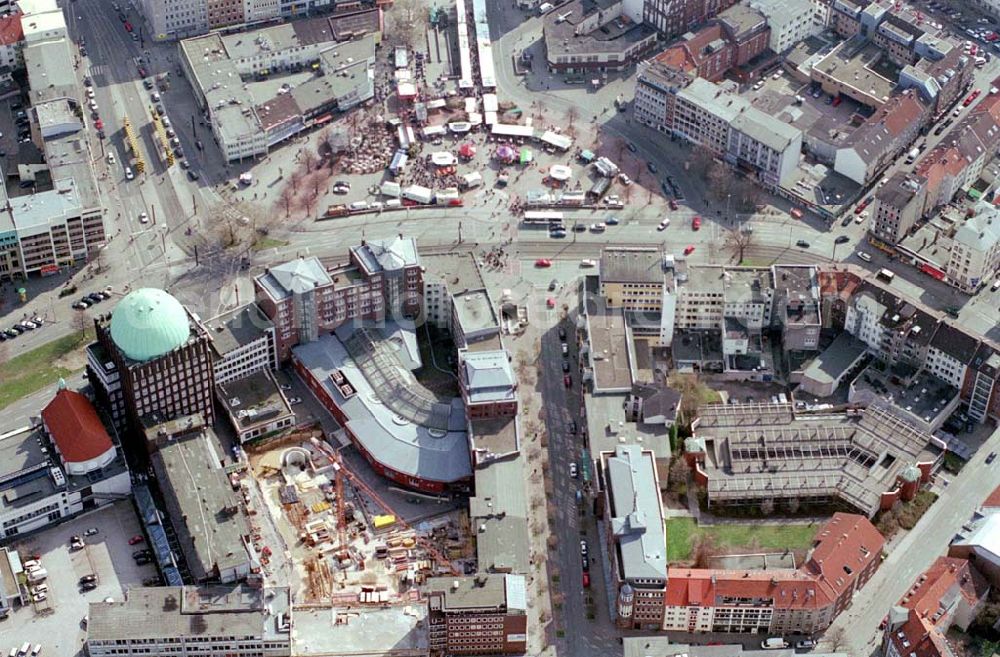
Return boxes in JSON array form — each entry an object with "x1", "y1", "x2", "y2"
[
  {"x1": 881, "y1": 557, "x2": 989, "y2": 657},
  {"x1": 749, "y1": 0, "x2": 825, "y2": 53},
  {"x1": 869, "y1": 172, "x2": 927, "y2": 245},
  {"x1": 426, "y1": 575, "x2": 527, "y2": 656},
  {"x1": 255, "y1": 238, "x2": 422, "y2": 361},
  {"x1": 772, "y1": 265, "x2": 821, "y2": 351},
  {"x1": 651, "y1": 5, "x2": 769, "y2": 83},
  {"x1": 672, "y1": 77, "x2": 803, "y2": 188},
  {"x1": 634, "y1": 60, "x2": 693, "y2": 133},
  {"x1": 201, "y1": 303, "x2": 277, "y2": 385},
  {"x1": 945, "y1": 201, "x2": 1000, "y2": 293},
  {"x1": 643, "y1": 0, "x2": 739, "y2": 40},
  {"x1": 834, "y1": 90, "x2": 930, "y2": 184},
  {"x1": 925, "y1": 322, "x2": 981, "y2": 390},
  {"x1": 665, "y1": 514, "x2": 883, "y2": 635},
  {"x1": 965, "y1": 342, "x2": 1000, "y2": 423}
]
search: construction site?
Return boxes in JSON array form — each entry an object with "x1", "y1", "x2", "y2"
[{"x1": 245, "y1": 433, "x2": 474, "y2": 609}]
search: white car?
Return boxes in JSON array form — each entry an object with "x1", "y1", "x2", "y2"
[
  {"x1": 580, "y1": 259, "x2": 597, "y2": 268},
  {"x1": 107, "y1": 152, "x2": 115, "y2": 164},
  {"x1": 32, "y1": 592, "x2": 46, "y2": 603},
  {"x1": 857, "y1": 251, "x2": 872, "y2": 262},
  {"x1": 124, "y1": 166, "x2": 134, "y2": 180},
  {"x1": 589, "y1": 222, "x2": 606, "y2": 232},
  {"x1": 289, "y1": 397, "x2": 302, "y2": 405},
  {"x1": 657, "y1": 218, "x2": 670, "y2": 231},
  {"x1": 991, "y1": 279, "x2": 1000, "y2": 291},
  {"x1": 569, "y1": 462, "x2": 578, "y2": 478},
  {"x1": 89, "y1": 99, "x2": 98, "y2": 111},
  {"x1": 138, "y1": 211, "x2": 149, "y2": 224},
  {"x1": 854, "y1": 211, "x2": 868, "y2": 224},
  {"x1": 86, "y1": 88, "x2": 95, "y2": 99}
]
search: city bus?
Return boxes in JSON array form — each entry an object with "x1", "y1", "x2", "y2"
[{"x1": 522, "y1": 211, "x2": 564, "y2": 226}]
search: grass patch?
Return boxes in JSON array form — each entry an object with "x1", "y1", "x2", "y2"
[
  {"x1": 0, "y1": 330, "x2": 92, "y2": 410},
  {"x1": 252, "y1": 236, "x2": 290, "y2": 251},
  {"x1": 666, "y1": 517, "x2": 818, "y2": 563},
  {"x1": 739, "y1": 257, "x2": 774, "y2": 267}
]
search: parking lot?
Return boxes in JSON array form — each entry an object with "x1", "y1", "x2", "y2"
[{"x1": 2, "y1": 501, "x2": 153, "y2": 657}]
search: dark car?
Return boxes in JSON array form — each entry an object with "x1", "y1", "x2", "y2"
[
  {"x1": 79, "y1": 575, "x2": 97, "y2": 584},
  {"x1": 581, "y1": 554, "x2": 590, "y2": 571},
  {"x1": 987, "y1": 452, "x2": 997, "y2": 464},
  {"x1": 841, "y1": 215, "x2": 853, "y2": 227},
  {"x1": 835, "y1": 235, "x2": 850, "y2": 244},
  {"x1": 143, "y1": 78, "x2": 154, "y2": 89},
  {"x1": 626, "y1": 142, "x2": 637, "y2": 153},
  {"x1": 174, "y1": 147, "x2": 185, "y2": 158},
  {"x1": 661, "y1": 181, "x2": 672, "y2": 196},
  {"x1": 646, "y1": 161, "x2": 658, "y2": 174},
  {"x1": 573, "y1": 222, "x2": 587, "y2": 232},
  {"x1": 134, "y1": 556, "x2": 151, "y2": 566},
  {"x1": 548, "y1": 279, "x2": 557, "y2": 291},
  {"x1": 132, "y1": 549, "x2": 151, "y2": 560},
  {"x1": 80, "y1": 581, "x2": 98, "y2": 591},
  {"x1": 558, "y1": 327, "x2": 567, "y2": 341},
  {"x1": 195, "y1": 139, "x2": 203, "y2": 151},
  {"x1": 562, "y1": 361, "x2": 570, "y2": 373},
  {"x1": 945, "y1": 306, "x2": 960, "y2": 318},
  {"x1": 796, "y1": 240, "x2": 810, "y2": 248},
  {"x1": 87, "y1": 292, "x2": 103, "y2": 303},
  {"x1": 155, "y1": 104, "x2": 165, "y2": 116},
  {"x1": 187, "y1": 170, "x2": 200, "y2": 181},
  {"x1": 569, "y1": 421, "x2": 577, "y2": 435}
]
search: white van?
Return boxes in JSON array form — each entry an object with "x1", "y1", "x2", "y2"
[
  {"x1": 348, "y1": 200, "x2": 368, "y2": 211},
  {"x1": 384, "y1": 199, "x2": 402, "y2": 208},
  {"x1": 991, "y1": 279, "x2": 1000, "y2": 291},
  {"x1": 22, "y1": 560, "x2": 39, "y2": 570},
  {"x1": 761, "y1": 638, "x2": 788, "y2": 650}
]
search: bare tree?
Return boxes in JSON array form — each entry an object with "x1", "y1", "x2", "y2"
[
  {"x1": 72, "y1": 310, "x2": 90, "y2": 342},
  {"x1": 668, "y1": 457, "x2": 690, "y2": 495},
  {"x1": 688, "y1": 145, "x2": 717, "y2": 179},
  {"x1": 786, "y1": 496, "x2": 801, "y2": 515},
  {"x1": 278, "y1": 185, "x2": 295, "y2": 218},
  {"x1": 565, "y1": 106, "x2": 578, "y2": 134},
  {"x1": 302, "y1": 148, "x2": 318, "y2": 173},
  {"x1": 826, "y1": 627, "x2": 847, "y2": 651},
  {"x1": 760, "y1": 497, "x2": 775, "y2": 516},
  {"x1": 385, "y1": 0, "x2": 427, "y2": 51},
  {"x1": 723, "y1": 226, "x2": 755, "y2": 264}
]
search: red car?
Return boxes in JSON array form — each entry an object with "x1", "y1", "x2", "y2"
[
  {"x1": 582, "y1": 572, "x2": 590, "y2": 588},
  {"x1": 94, "y1": 119, "x2": 103, "y2": 130},
  {"x1": 128, "y1": 534, "x2": 144, "y2": 545},
  {"x1": 563, "y1": 375, "x2": 572, "y2": 388},
  {"x1": 137, "y1": 66, "x2": 147, "y2": 77},
  {"x1": 684, "y1": 245, "x2": 696, "y2": 255},
  {"x1": 854, "y1": 201, "x2": 868, "y2": 215},
  {"x1": 535, "y1": 259, "x2": 552, "y2": 268},
  {"x1": 692, "y1": 216, "x2": 701, "y2": 231},
  {"x1": 448, "y1": 199, "x2": 463, "y2": 206}
]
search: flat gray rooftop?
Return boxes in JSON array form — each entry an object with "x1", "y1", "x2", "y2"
[
  {"x1": 587, "y1": 300, "x2": 633, "y2": 393},
  {"x1": 152, "y1": 429, "x2": 251, "y2": 581},
  {"x1": 453, "y1": 289, "x2": 499, "y2": 335},
  {"x1": 87, "y1": 585, "x2": 289, "y2": 641},
  {"x1": 469, "y1": 455, "x2": 529, "y2": 574},
  {"x1": 217, "y1": 370, "x2": 291, "y2": 431},
  {"x1": 802, "y1": 333, "x2": 869, "y2": 390},
  {"x1": 204, "y1": 303, "x2": 273, "y2": 356}
]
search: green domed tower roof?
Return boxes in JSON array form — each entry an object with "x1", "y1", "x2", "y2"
[{"x1": 110, "y1": 288, "x2": 190, "y2": 362}]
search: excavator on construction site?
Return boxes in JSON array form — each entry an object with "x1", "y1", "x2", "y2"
[{"x1": 311, "y1": 438, "x2": 462, "y2": 576}]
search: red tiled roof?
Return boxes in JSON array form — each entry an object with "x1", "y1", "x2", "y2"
[
  {"x1": 655, "y1": 43, "x2": 698, "y2": 74},
  {"x1": 0, "y1": 12, "x2": 22, "y2": 47},
  {"x1": 983, "y1": 484, "x2": 1000, "y2": 508},
  {"x1": 805, "y1": 512, "x2": 886, "y2": 600},
  {"x1": 888, "y1": 557, "x2": 989, "y2": 657},
  {"x1": 41, "y1": 389, "x2": 114, "y2": 464},
  {"x1": 665, "y1": 514, "x2": 884, "y2": 612}
]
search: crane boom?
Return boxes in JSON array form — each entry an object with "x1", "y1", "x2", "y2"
[{"x1": 312, "y1": 439, "x2": 460, "y2": 576}]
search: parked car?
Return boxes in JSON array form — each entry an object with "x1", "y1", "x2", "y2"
[
  {"x1": 289, "y1": 397, "x2": 303, "y2": 405},
  {"x1": 83, "y1": 528, "x2": 99, "y2": 537},
  {"x1": 796, "y1": 240, "x2": 810, "y2": 248},
  {"x1": 128, "y1": 534, "x2": 144, "y2": 545},
  {"x1": 79, "y1": 575, "x2": 97, "y2": 585},
  {"x1": 987, "y1": 451, "x2": 997, "y2": 464},
  {"x1": 835, "y1": 235, "x2": 849, "y2": 244},
  {"x1": 563, "y1": 374, "x2": 572, "y2": 388},
  {"x1": 80, "y1": 581, "x2": 98, "y2": 591},
  {"x1": 132, "y1": 549, "x2": 151, "y2": 560},
  {"x1": 569, "y1": 462, "x2": 578, "y2": 478},
  {"x1": 534, "y1": 259, "x2": 552, "y2": 268},
  {"x1": 692, "y1": 216, "x2": 701, "y2": 230}
]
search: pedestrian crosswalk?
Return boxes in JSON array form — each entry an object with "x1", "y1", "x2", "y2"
[{"x1": 85, "y1": 64, "x2": 108, "y2": 85}]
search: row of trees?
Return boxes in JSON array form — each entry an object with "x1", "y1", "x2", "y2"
[{"x1": 688, "y1": 146, "x2": 762, "y2": 215}]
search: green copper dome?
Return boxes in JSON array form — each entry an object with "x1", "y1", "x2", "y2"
[{"x1": 110, "y1": 288, "x2": 190, "y2": 362}]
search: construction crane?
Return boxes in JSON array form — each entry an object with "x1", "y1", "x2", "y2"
[
  {"x1": 311, "y1": 438, "x2": 461, "y2": 576},
  {"x1": 330, "y1": 450, "x2": 349, "y2": 562}
]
